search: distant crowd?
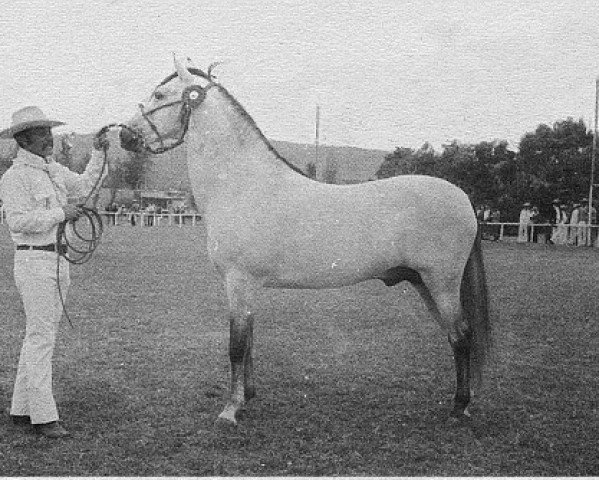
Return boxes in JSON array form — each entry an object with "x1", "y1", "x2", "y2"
[
  {"x1": 102, "y1": 202, "x2": 197, "y2": 227},
  {"x1": 478, "y1": 199, "x2": 598, "y2": 247}
]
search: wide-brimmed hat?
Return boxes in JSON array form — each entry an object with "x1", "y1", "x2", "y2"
[{"x1": 0, "y1": 106, "x2": 65, "y2": 139}]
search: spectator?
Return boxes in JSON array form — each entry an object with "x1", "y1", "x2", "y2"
[
  {"x1": 518, "y1": 202, "x2": 533, "y2": 243},
  {"x1": 530, "y1": 205, "x2": 541, "y2": 242},
  {"x1": 551, "y1": 202, "x2": 569, "y2": 245},
  {"x1": 568, "y1": 202, "x2": 582, "y2": 245},
  {"x1": 129, "y1": 202, "x2": 139, "y2": 226},
  {"x1": 146, "y1": 203, "x2": 156, "y2": 227},
  {"x1": 108, "y1": 203, "x2": 118, "y2": 226},
  {"x1": 536, "y1": 199, "x2": 555, "y2": 244}
]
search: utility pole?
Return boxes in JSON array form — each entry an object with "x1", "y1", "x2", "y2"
[
  {"x1": 588, "y1": 78, "x2": 598, "y2": 245},
  {"x1": 315, "y1": 105, "x2": 320, "y2": 177}
]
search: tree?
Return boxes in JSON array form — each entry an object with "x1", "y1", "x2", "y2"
[
  {"x1": 375, "y1": 147, "x2": 416, "y2": 179},
  {"x1": 517, "y1": 117, "x2": 592, "y2": 206},
  {"x1": 123, "y1": 150, "x2": 151, "y2": 190},
  {"x1": 55, "y1": 133, "x2": 75, "y2": 170},
  {"x1": 375, "y1": 143, "x2": 439, "y2": 179}
]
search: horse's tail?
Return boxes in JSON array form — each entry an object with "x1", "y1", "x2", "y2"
[{"x1": 460, "y1": 227, "x2": 493, "y2": 387}]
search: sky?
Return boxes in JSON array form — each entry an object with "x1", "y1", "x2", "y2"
[{"x1": 1, "y1": 0, "x2": 599, "y2": 152}]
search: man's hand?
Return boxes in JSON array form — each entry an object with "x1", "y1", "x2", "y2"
[
  {"x1": 93, "y1": 130, "x2": 109, "y2": 151},
  {"x1": 62, "y1": 204, "x2": 83, "y2": 222}
]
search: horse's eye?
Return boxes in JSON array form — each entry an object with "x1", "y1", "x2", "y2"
[{"x1": 154, "y1": 91, "x2": 164, "y2": 100}]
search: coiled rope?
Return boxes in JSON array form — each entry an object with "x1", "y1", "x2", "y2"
[{"x1": 55, "y1": 123, "x2": 126, "y2": 327}]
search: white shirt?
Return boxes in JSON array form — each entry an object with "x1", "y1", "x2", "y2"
[
  {"x1": 0, "y1": 148, "x2": 107, "y2": 246},
  {"x1": 519, "y1": 208, "x2": 532, "y2": 224}
]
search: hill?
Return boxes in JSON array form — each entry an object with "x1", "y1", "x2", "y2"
[{"x1": 0, "y1": 134, "x2": 389, "y2": 208}]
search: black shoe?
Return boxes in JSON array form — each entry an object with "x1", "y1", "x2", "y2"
[
  {"x1": 5, "y1": 407, "x2": 31, "y2": 426},
  {"x1": 34, "y1": 421, "x2": 71, "y2": 439}
]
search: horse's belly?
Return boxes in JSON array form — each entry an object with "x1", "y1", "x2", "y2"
[
  {"x1": 262, "y1": 267, "x2": 373, "y2": 289},
  {"x1": 260, "y1": 247, "x2": 391, "y2": 289}
]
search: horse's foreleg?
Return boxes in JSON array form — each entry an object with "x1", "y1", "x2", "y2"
[
  {"x1": 217, "y1": 271, "x2": 257, "y2": 426},
  {"x1": 218, "y1": 312, "x2": 253, "y2": 425},
  {"x1": 244, "y1": 315, "x2": 256, "y2": 401}
]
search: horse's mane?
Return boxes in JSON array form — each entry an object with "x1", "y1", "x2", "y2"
[
  {"x1": 161, "y1": 69, "x2": 310, "y2": 178},
  {"x1": 159, "y1": 67, "x2": 212, "y2": 85},
  {"x1": 214, "y1": 86, "x2": 310, "y2": 178}
]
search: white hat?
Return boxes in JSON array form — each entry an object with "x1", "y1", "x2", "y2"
[{"x1": 0, "y1": 106, "x2": 65, "y2": 139}]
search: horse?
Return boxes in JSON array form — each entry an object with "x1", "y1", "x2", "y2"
[{"x1": 119, "y1": 56, "x2": 492, "y2": 426}]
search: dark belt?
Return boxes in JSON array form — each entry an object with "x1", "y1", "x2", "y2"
[{"x1": 16, "y1": 244, "x2": 67, "y2": 254}]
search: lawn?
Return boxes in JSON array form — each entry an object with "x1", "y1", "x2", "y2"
[{"x1": 0, "y1": 224, "x2": 597, "y2": 475}]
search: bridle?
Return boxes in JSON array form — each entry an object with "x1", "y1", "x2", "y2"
[{"x1": 135, "y1": 69, "x2": 216, "y2": 154}]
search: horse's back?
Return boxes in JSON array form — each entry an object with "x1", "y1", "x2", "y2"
[{"x1": 284, "y1": 174, "x2": 477, "y2": 248}]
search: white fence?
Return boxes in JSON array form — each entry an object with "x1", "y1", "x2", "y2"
[
  {"x1": 0, "y1": 207, "x2": 202, "y2": 228},
  {"x1": 100, "y1": 211, "x2": 203, "y2": 228},
  {"x1": 0, "y1": 208, "x2": 597, "y2": 246}
]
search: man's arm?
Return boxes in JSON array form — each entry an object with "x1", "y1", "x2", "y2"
[{"x1": 47, "y1": 133, "x2": 109, "y2": 199}]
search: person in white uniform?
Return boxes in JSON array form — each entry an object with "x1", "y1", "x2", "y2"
[
  {"x1": 518, "y1": 202, "x2": 533, "y2": 243},
  {"x1": 0, "y1": 106, "x2": 108, "y2": 438}
]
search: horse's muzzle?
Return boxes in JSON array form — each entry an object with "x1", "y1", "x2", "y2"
[{"x1": 119, "y1": 126, "x2": 144, "y2": 152}]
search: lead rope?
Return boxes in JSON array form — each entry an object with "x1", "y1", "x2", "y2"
[
  {"x1": 53, "y1": 106, "x2": 197, "y2": 327},
  {"x1": 54, "y1": 124, "x2": 122, "y2": 328}
]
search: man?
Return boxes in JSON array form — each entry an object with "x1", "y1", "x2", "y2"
[
  {"x1": 551, "y1": 201, "x2": 569, "y2": 245},
  {"x1": 568, "y1": 202, "x2": 582, "y2": 246},
  {"x1": 0, "y1": 106, "x2": 108, "y2": 438},
  {"x1": 518, "y1": 202, "x2": 533, "y2": 243}
]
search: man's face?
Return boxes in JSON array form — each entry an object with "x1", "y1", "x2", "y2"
[{"x1": 21, "y1": 126, "x2": 54, "y2": 158}]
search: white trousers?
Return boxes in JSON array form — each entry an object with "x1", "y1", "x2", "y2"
[{"x1": 11, "y1": 250, "x2": 70, "y2": 424}]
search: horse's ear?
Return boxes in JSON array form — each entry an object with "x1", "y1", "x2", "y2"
[
  {"x1": 173, "y1": 54, "x2": 194, "y2": 83},
  {"x1": 185, "y1": 56, "x2": 197, "y2": 68}
]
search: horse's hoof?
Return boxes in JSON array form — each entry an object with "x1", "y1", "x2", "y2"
[
  {"x1": 447, "y1": 407, "x2": 471, "y2": 426},
  {"x1": 215, "y1": 414, "x2": 237, "y2": 429}
]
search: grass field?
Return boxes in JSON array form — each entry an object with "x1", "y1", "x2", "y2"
[{"x1": 0, "y1": 224, "x2": 597, "y2": 476}]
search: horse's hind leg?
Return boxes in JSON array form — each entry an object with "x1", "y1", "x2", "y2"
[
  {"x1": 448, "y1": 329, "x2": 471, "y2": 417},
  {"x1": 412, "y1": 277, "x2": 472, "y2": 418},
  {"x1": 217, "y1": 270, "x2": 257, "y2": 426}
]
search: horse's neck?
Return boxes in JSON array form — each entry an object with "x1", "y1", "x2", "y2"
[{"x1": 185, "y1": 88, "x2": 288, "y2": 208}]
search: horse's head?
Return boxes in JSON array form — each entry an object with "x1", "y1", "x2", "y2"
[{"x1": 120, "y1": 56, "x2": 215, "y2": 154}]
